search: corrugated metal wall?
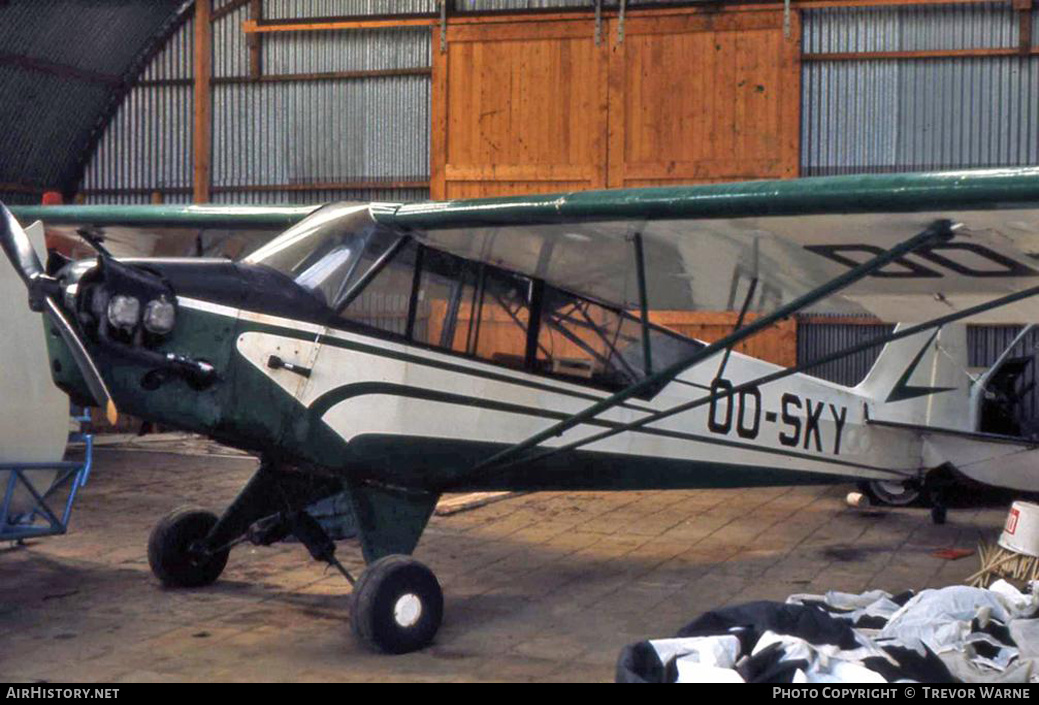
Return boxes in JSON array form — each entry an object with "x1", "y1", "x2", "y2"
[
  {"x1": 802, "y1": 2, "x2": 1039, "y2": 174},
  {"x1": 80, "y1": 1, "x2": 1039, "y2": 203},
  {"x1": 82, "y1": 0, "x2": 437, "y2": 205},
  {"x1": 84, "y1": 14, "x2": 196, "y2": 205}
]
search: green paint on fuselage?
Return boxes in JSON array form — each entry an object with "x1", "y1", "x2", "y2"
[
  {"x1": 46, "y1": 304, "x2": 353, "y2": 466},
  {"x1": 42, "y1": 314, "x2": 94, "y2": 407},
  {"x1": 44, "y1": 303, "x2": 850, "y2": 493},
  {"x1": 99, "y1": 306, "x2": 236, "y2": 435}
]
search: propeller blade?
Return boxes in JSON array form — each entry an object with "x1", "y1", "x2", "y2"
[
  {"x1": 0, "y1": 202, "x2": 44, "y2": 286},
  {"x1": 42, "y1": 296, "x2": 116, "y2": 420},
  {"x1": 2, "y1": 203, "x2": 116, "y2": 420}
]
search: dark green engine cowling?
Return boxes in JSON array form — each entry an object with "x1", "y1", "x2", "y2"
[
  {"x1": 43, "y1": 313, "x2": 96, "y2": 409},
  {"x1": 46, "y1": 256, "x2": 341, "y2": 463}
]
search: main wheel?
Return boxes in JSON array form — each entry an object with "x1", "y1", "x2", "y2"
[
  {"x1": 148, "y1": 507, "x2": 229, "y2": 588},
  {"x1": 858, "y1": 480, "x2": 920, "y2": 507},
  {"x1": 351, "y1": 555, "x2": 443, "y2": 654}
]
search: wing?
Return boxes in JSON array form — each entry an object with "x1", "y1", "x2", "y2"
[
  {"x1": 8, "y1": 203, "x2": 319, "y2": 259},
  {"x1": 375, "y1": 168, "x2": 1039, "y2": 323}
]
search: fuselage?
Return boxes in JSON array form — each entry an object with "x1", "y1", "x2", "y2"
[
  {"x1": 45, "y1": 256, "x2": 922, "y2": 492},
  {"x1": 229, "y1": 298, "x2": 921, "y2": 490}
]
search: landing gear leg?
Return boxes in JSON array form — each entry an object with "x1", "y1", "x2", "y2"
[
  {"x1": 921, "y1": 470, "x2": 952, "y2": 525},
  {"x1": 146, "y1": 460, "x2": 340, "y2": 588},
  {"x1": 260, "y1": 506, "x2": 444, "y2": 654},
  {"x1": 343, "y1": 481, "x2": 443, "y2": 653},
  {"x1": 928, "y1": 486, "x2": 948, "y2": 525}
]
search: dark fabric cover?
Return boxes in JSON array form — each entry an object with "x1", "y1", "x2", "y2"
[
  {"x1": 678, "y1": 601, "x2": 860, "y2": 651},
  {"x1": 616, "y1": 600, "x2": 959, "y2": 683},
  {"x1": 616, "y1": 641, "x2": 666, "y2": 683},
  {"x1": 862, "y1": 646, "x2": 956, "y2": 684}
]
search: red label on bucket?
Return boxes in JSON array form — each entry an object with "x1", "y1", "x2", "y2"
[{"x1": 1007, "y1": 508, "x2": 1020, "y2": 535}]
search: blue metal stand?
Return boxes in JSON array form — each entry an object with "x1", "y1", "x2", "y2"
[{"x1": 0, "y1": 408, "x2": 94, "y2": 542}]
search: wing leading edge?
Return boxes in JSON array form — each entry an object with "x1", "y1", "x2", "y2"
[
  {"x1": 7, "y1": 203, "x2": 321, "y2": 259},
  {"x1": 8, "y1": 204, "x2": 319, "y2": 229},
  {"x1": 10, "y1": 169, "x2": 1039, "y2": 323}
]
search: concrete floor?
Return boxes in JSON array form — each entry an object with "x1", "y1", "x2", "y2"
[{"x1": 0, "y1": 443, "x2": 1011, "y2": 682}]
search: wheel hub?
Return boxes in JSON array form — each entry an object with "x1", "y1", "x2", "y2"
[
  {"x1": 186, "y1": 540, "x2": 211, "y2": 566},
  {"x1": 393, "y1": 593, "x2": 423, "y2": 628},
  {"x1": 876, "y1": 481, "x2": 909, "y2": 496}
]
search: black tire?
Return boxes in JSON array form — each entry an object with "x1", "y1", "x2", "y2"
[
  {"x1": 148, "y1": 507, "x2": 229, "y2": 588},
  {"x1": 858, "y1": 480, "x2": 920, "y2": 507},
  {"x1": 351, "y1": 555, "x2": 443, "y2": 654}
]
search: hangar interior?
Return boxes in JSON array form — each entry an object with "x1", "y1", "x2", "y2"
[
  {"x1": 3, "y1": 0, "x2": 1039, "y2": 684},
  {"x1": 5, "y1": 0, "x2": 1039, "y2": 390}
]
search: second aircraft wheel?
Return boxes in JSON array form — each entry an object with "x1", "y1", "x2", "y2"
[
  {"x1": 858, "y1": 480, "x2": 920, "y2": 507},
  {"x1": 147, "y1": 507, "x2": 229, "y2": 588}
]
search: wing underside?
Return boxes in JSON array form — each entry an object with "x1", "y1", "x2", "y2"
[
  {"x1": 11, "y1": 169, "x2": 1039, "y2": 323},
  {"x1": 8, "y1": 203, "x2": 320, "y2": 259},
  {"x1": 375, "y1": 169, "x2": 1039, "y2": 324}
]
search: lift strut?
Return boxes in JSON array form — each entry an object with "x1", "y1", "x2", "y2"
[
  {"x1": 485, "y1": 281, "x2": 1039, "y2": 482},
  {"x1": 442, "y1": 219, "x2": 958, "y2": 490}
]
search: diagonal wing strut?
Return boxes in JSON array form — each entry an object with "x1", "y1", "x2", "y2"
[
  {"x1": 440, "y1": 219, "x2": 958, "y2": 490},
  {"x1": 452, "y1": 281, "x2": 1039, "y2": 486}
]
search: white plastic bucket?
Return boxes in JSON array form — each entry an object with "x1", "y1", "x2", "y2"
[{"x1": 998, "y1": 501, "x2": 1039, "y2": 557}]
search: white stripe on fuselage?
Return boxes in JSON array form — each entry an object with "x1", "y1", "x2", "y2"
[
  {"x1": 178, "y1": 296, "x2": 242, "y2": 320},
  {"x1": 179, "y1": 297, "x2": 921, "y2": 481}
]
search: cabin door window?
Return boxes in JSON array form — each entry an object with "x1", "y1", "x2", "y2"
[
  {"x1": 415, "y1": 248, "x2": 535, "y2": 370},
  {"x1": 534, "y1": 286, "x2": 703, "y2": 390}
]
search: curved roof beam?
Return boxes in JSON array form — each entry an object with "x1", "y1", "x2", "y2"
[{"x1": 63, "y1": 1, "x2": 195, "y2": 201}]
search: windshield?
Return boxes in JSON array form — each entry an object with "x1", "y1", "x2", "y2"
[
  {"x1": 244, "y1": 203, "x2": 395, "y2": 307},
  {"x1": 245, "y1": 202, "x2": 704, "y2": 392}
]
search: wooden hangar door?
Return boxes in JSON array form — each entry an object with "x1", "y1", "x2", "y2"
[
  {"x1": 431, "y1": 18, "x2": 609, "y2": 199},
  {"x1": 607, "y1": 10, "x2": 801, "y2": 188},
  {"x1": 430, "y1": 9, "x2": 801, "y2": 199}
]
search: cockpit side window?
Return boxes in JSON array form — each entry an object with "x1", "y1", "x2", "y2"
[
  {"x1": 533, "y1": 286, "x2": 702, "y2": 390},
  {"x1": 410, "y1": 247, "x2": 479, "y2": 352},
  {"x1": 410, "y1": 248, "x2": 534, "y2": 369},
  {"x1": 327, "y1": 239, "x2": 702, "y2": 390}
]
